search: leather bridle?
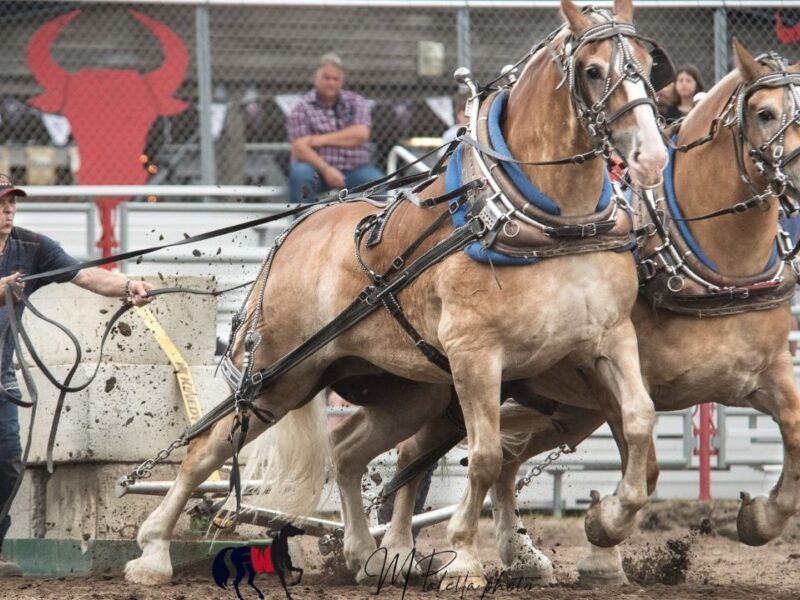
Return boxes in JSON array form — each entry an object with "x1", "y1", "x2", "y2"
[
  {"x1": 667, "y1": 53, "x2": 800, "y2": 224},
  {"x1": 477, "y1": 7, "x2": 668, "y2": 171}
]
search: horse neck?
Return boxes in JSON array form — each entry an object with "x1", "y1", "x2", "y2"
[
  {"x1": 672, "y1": 76, "x2": 778, "y2": 277},
  {"x1": 502, "y1": 70, "x2": 605, "y2": 217}
]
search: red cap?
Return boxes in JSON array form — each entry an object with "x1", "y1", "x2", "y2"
[{"x1": 0, "y1": 173, "x2": 26, "y2": 199}]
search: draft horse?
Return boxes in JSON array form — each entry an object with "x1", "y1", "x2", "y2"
[
  {"x1": 358, "y1": 41, "x2": 800, "y2": 585},
  {"x1": 124, "y1": 0, "x2": 667, "y2": 587}
]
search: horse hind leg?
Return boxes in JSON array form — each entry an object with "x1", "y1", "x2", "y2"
[
  {"x1": 493, "y1": 404, "x2": 606, "y2": 584},
  {"x1": 381, "y1": 416, "x2": 455, "y2": 582},
  {"x1": 330, "y1": 408, "x2": 380, "y2": 579},
  {"x1": 246, "y1": 565, "x2": 265, "y2": 600},
  {"x1": 331, "y1": 379, "x2": 448, "y2": 583},
  {"x1": 738, "y1": 357, "x2": 800, "y2": 545},
  {"x1": 124, "y1": 410, "x2": 268, "y2": 585},
  {"x1": 582, "y1": 321, "x2": 657, "y2": 549}
]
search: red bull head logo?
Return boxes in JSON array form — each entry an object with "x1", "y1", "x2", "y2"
[{"x1": 26, "y1": 10, "x2": 188, "y2": 185}]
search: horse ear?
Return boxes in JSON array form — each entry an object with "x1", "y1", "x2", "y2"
[
  {"x1": 613, "y1": 0, "x2": 633, "y2": 22},
  {"x1": 732, "y1": 37, "x2": 767, "y2": 82},
  {"x1": 561, "y1": 0, "x2": 592, "y2": 35}
]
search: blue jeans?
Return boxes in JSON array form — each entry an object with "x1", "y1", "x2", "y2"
[
  {"x1": 0, "y1": 388, "x2": 21, "y2": 553},
  {"x1": 288, "y1": 163, "x2": 385, "y2": 203}
]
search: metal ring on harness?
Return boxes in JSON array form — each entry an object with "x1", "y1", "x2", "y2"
[
  {"x1": 502, "y1": 219, "x2": 521, "y2": 238},
  {"x1": 667, "y1": 275, "x2": 686, "y2": 292}
]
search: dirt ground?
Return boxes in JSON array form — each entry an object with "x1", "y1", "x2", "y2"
[{"x1": 4, "y1": 499, "x2": 800, "y2": 600}]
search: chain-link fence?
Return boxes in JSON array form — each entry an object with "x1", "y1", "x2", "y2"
[{"x1": 2, "y1": 1, "x2": 800, "y2": 196}]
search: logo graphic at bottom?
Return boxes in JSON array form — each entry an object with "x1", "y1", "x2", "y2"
[{"x1": 212, "y1": 523, "x2": 305, "y2": 599}]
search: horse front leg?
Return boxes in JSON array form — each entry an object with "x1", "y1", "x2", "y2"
[
  {"x1": 124, "y1": 413, "x2": 269, "y2": 585},
  {"x1": 738, "y1": 355, "x2": 800, "y2": 545},
  {"x1": 582, "y1": 320, "x2": 657, "y2": 549},
  {"x1": 441, "y1": 350, "x2": 503, "y2": 589}
]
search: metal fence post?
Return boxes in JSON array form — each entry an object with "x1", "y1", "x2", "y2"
[
  {"x1": 713, "y1": 7, "x2": 728, "y2": 84},
  {"x1": 456, "y1": 7, "x2": 471, "y2": 72},
  {"x1": 195, "y1": 5, "x2": 217, "y2": 185}
]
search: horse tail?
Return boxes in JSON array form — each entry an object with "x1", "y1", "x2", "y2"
[
  {"x1": 240, "y1": 393, "x2": 330, "y2": 517},
  {"x1": 498, "y1": 400, "x2": 539, "y2": 460},
  {"x1": 212, "y1": 547, "x2": 233, "y2": 589}
]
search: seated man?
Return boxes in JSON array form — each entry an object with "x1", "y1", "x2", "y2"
[{"x1": 286, "y1": 53, "x2": 384, "y2": 203}]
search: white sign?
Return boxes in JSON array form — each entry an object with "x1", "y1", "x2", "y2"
[
  {"x1": 210, "y1": 103, "x2": 228, "y2": 140},
  {"x1": 41, "y1": 113, "x2": 71, "y2": 146}
]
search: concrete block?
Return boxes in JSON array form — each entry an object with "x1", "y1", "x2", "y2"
[
  {"x1": 19, "y1": 275, "x2": 218, "y2": 367},
  {"x1": 7, "y1": 463, "x2": 187, "y2": 541},
  {"x1": 17, "y1": 363, "x2": 233, "y2": 463}
]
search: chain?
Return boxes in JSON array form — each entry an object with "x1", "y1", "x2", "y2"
[
  {"x1": 515, "y1": 443, "x2": 576, "y2": 495},
  {"x1": 119, "y1": 435, "x2": 188, "y2": 488},
  {"x1": 363, "y1": 493, "x2": 384, "y2": 517}
]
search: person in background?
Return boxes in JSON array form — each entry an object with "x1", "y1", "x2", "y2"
[
  {"x1": 0, "y1": 174, "x2": 154, "y2": 577},
  {"x1": 659, "y1": 64, "x2": 705, "y2": 124},
  {"x1": 286, "y1": 53, "x2": 384, "y2": 203}
]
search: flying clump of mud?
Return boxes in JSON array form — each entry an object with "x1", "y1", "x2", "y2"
[{"x1": 623, "y1": 537, "x2": 693, "y2": 585}]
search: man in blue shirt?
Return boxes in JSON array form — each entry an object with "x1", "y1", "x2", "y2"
[{"x1": 0, "y1": 174, "x2": 154, "y2": 577}]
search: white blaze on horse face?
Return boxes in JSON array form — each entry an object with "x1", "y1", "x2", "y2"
[{"x1": 622, "y1": 78, "x2": 667, "y2": 188}]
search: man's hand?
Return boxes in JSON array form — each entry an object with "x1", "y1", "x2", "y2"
[
  {"x1": 322, "y1": 165, "x2": 346, "y2": 189},
  {"x1": 127, "y1": 280, "x2": 154, "y2": 307},
  {"x1": 0, "y1": 272, "x2": 23, "y2": 305}
]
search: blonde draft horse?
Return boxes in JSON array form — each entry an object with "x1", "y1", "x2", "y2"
[
  {"x1": 124, "y1": 0, "x2": 666, "y2": 587},
  {"x1": 368, "y1": 40, "x2": 800, "y2": 585}
]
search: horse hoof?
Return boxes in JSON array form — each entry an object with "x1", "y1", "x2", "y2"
[
  {"x1": 124, "y1": 557, "x2": 172, "y2": 586},
  {"x1": 502, "y1": 563, "x2": 555, "y2": 585},
  {"x1": 577, "y1": 544, "x2": 626, "y2": 586},
  {"x1": 737, "y1": 494, "x2": 782, "y2": 547},
  {"x1": 437, "y1": 554, "x2": 486, "y2": 590},
  {"x1": 577, "y1": 568, "x2": 629, "y2": 586},
  {"x1": 584, "y1": 495, "x2": 636, "y2": 548},
  {"x1": 439, "y1": 574, "x2": 487, "y2": 591}
]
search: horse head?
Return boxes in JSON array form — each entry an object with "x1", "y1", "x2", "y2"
[
  {"x1": 731, "y1": 39, "x2": 800, "y2": 206},
  {"x1": 673, "y1": 40, "x2": 800, "y2": 275},
  {"x1": 506, "y1": 0, "x2": 667, "y2": 198}
]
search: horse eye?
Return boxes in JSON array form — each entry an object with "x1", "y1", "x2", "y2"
[
  {"x1": 757, "y1": 109, "x2": 776, "y2": 123},
  {"x1": 585, "y1": 66, "x2": 603, "y2": 81}
]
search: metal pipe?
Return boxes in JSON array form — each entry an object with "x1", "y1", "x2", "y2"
[
  {"x1": 456, "y1": 8, "x2": 471, "y2": 72},
  {"x1": 22, "y1": 185, "x2": 285, "y2": 198},
  {"x1": 222, "y1": 500, "x2": 493, "y2": 539},
  {"x1": 195, "y1": 5, "x2": 217, "y2": 185},
  {"x1": 36, "y1": 1, "x2": 800, "y2": 9},
  {"x1": 116, "y1": 479, "x2": 262, "y2": 498},
  {"x1": 713, "y1": 8, "x2": 728, "y2": 85}
]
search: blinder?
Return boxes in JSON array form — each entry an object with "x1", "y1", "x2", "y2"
[{"x1": 648, "y1": 46, "x2": 675, "y2": 92}]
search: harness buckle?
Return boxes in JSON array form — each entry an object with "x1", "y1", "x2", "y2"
[
  {"x1": 250, "y1": 371, "x2": 263, "y2": 386},
  {"x1": 581, "y1": 223, "x2": 598, "y2": 237},
  {"x1": 638, "y1": 259, "x2": 658, "y2": 281},
  {"x1": 392, "y1": 256, "x2": 405, "y2": 270}
]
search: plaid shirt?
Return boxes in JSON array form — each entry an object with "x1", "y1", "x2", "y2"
[{"x1": 287, "y1": 89, "x2": 371, "y2": 170}]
